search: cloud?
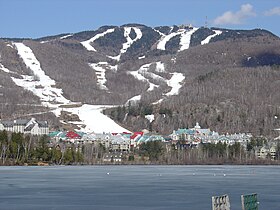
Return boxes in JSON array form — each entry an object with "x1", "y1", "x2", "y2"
[
  {"x1": 264, "y1": 7, "x2": 280, "y2": 16},
  {"x1": 214, "y1": 4, "x2": 256, "y2": 25}
]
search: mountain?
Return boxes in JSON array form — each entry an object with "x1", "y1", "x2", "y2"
[{"x1": 0, "y1": 24, "x2": 280, "y2": 136}]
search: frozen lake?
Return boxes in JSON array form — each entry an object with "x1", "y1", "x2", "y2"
[{"x1": 0, "y1": 165, "x2": 279, "y2": 209}]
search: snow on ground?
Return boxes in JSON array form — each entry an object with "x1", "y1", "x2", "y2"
[
  {"x1": 88, "y1": 62, "x2": 118, "y2": 90},
  {"x1": 0, "y1": 63, "x2": 13, "y2": 73},
  {"x1": 171, "y1": 57, "x2": 176, "y2": 63},
  {"x1": 155, "y1": 62, "x2": 165, "y2": 72},
  {"x1": 6, "y1": 43, "x2": 14, "y2": 49},
  {"x1": 108, "y1": 27, "x2": 142, "y2": 61},
  {"x1": 138, "y1": 55, "x2": 145, "y2": 59},
  {"x1": 145, "y1": 114, "x2": 154, "y2": 123},
  {"x1": 179, "y1": 27, "x2": 198, "y2": 51},
  {"x1": 11, "y1": 42, "x2": 129, "y2": 133},
  {"x1": 201, "y1": 30, "x2": 222, "y2": 45},
  {"x1": 60, "y1": 34, "x2": 73, "y2": 40},
  {"x1": 129, "y1": 63, "x2": 159, "y2": 91},
  {"x1": 88, "y1": 63, "x2": 107, "y2": 90},
  {"x1": 81, "y1": 28, "x2": 115, "y2": 51},
  {"x1": 125, "y1": 95, "x2": 141, "y2": 106},
  {"x1": 154, "y1": 29, "x2": 165, "y2": 36},
  {"x1": 152, "y1": 99, "x2": 163, "y2": 105},
  {"x1": 55, "y1": 105, "x2": 130, "y2": 133},
  {"x1": 165, "y1": 73, "x2": 185, "y2": 96},
  {"x1": 12, "y1": 43, "x2": 70, "y2": 104}
]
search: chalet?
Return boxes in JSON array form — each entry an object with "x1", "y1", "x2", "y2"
[
  {"x1": 255, "y1": 145, "x2": 276, "y2": 160},
  {"x1": 0, "y1": 118, "x2": 49, "y2": 135},
  {"x1": 111, "y1": 134, "x2": 130, "y2": 152}
]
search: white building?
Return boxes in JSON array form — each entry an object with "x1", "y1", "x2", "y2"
[{"x1": 0, "y1": 118, "x2": 49, "y2": 135}]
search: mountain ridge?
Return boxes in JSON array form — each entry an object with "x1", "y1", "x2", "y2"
[{"x1": 0, "y1": 24, "x2": 279, "y2": 136}]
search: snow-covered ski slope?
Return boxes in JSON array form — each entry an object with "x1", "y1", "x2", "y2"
[
  {"x1": 81, "y1": 28, "x2": 115, "y2": 51},
  {"x1": 10, "y1": 42, "x2": 130, "y2": 133},
  {"x1": 107, "y1": 27, "x2": 142, "y2": 61},
  {"x1": 127, "y1": 62, "x2": 185, "y2": 104},
  {"x1": 157, "y1": 27, "x2": 198, "y2": 51},
  {"x1": 201, "y1": 30, "x2": 223, "y2": 45}
]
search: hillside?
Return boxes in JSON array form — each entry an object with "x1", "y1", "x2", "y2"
[{"x1": 0, "y1": 24, "x2": 280, "y2": 136}]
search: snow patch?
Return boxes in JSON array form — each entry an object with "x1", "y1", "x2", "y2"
[
  {"x1": 155, "y1": 62, "x2": 165, "y2": 72},
  {"x1": 88, "y1": 62, "x2": 118, "y2": 90},
  {"x1": 171, "y1": 57, "x2": 176, "y2": 63},
  {"x1": 201, "y1": 30, "x2": 222, "y2": 45},
  {"x1": 152, "y1": 99, "x2": 163, "y2": 105},
  {"x1": 138, "y1": 55, "x2": 145, "y2": 59},
  {"x1": 145, "y1": 114, "x2": 154, "y2": 123},
  {"x1": 125, "y1": 95, "x2": 141, "y2": 106},
  {"x1": 81, "y1": 28, "x2": 115, "y2": 51},
  {"x1": 0, "y1": 63, "x2": 12, "y2": 73},
  {"x1": 165, "y1": 73, "x2": 185, "y2": 96},
  {"x1": 6, "y1": 44, "x2": 14, "y2": 49},
  {"x1": 129, "y1": 63, "x2": 159, "y2": 91},
  {"x1": 60, "y1": 34, "x2": 73, "y2": 40},
  {"x1": 154, "y1": 29, "x2": 165, "y2": 36}
]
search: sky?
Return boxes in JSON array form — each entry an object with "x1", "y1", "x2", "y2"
[{"x1": 0, "y1": 0, "x2": 279, "y2": 38}]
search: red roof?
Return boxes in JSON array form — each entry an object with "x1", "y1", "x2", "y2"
[
  {"x1": 66, "y1": 131, "x2": 81, "y2": 139},
  {"x1": 130, "y1": 132, "x2": 144, "y2": 139}
]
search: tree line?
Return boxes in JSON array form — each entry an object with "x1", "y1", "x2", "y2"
[
  {"x1": 0, "y1": 131, "x2": 83, "y2": 165},
  {"x1": 1, "y1": 130, "x2": 279, "y2": 165}
]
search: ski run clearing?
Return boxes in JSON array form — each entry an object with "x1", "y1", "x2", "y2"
[
  {"x1": 127, "y1": 62, "x2": 185, "y2": 104},
  {"x1": 157, "y1": 27, "x2": 198, "y2": 51},
  {"x1": 10, "y1": 42, "x2": 130, "y2": 133},
  {"x1": 88, "y1": 62, "x2": 118, "y2": 90},
  {"x1": 81, "y1": 28, "x2": 115, "y2": 52},
  {"x1": 201, "y1": 30, "x2": 222, "y2": 45},
  {"x1": 107, "y1": 27, "x2": 142, "y2": 61}
]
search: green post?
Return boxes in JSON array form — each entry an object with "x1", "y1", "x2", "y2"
[{"x1": 241, "y1": 193, "x2": 258, "y2": 210}]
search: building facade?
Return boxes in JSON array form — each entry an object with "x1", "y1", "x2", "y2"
[{"x1": 0, "y1": 118, "x2": 49, "y2": 135}]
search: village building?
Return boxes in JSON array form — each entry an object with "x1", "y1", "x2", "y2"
[
  {"x1": 0, "y1": 118, "x2": 49, "y2": 135},
  {"x1": 255, "y1": 145, "x2": 277, "y2": 160}
]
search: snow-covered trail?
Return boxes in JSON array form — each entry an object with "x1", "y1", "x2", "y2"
[
  {"x1": 127, "y1": 62, "x2": 185, "y2": 105},
  {"x1": 12, "y1": 43, "x2": 70, "y2": 104},
  {"x1": 165, "y1": 73, "x2": 185, "y2": 96},
  {"x1": 157, "y1": 30, "x2": 184, "y2": 50},
  {"x1": 179, "y1": 27, "x2": 198, "y2": 51},
  {"x1": 108, "y1": 27, "x2": 142, "y2": 61},
  {"x1": 157, "y1": 27, "x2": 198, "y2": 51},
  {"x1": 88, "y1": 62, "x2": 118, "y2": 90},
  {"x1": 201, "y1": 30, "x2": 222, "y2": 45},
  {"x1": 81, "y1": 28, "x2": 115, "y2": 52}
]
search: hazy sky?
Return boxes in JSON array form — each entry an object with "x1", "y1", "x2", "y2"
[{"x1": 0, "y1": 0, "x2": 279, "y2": 38}]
